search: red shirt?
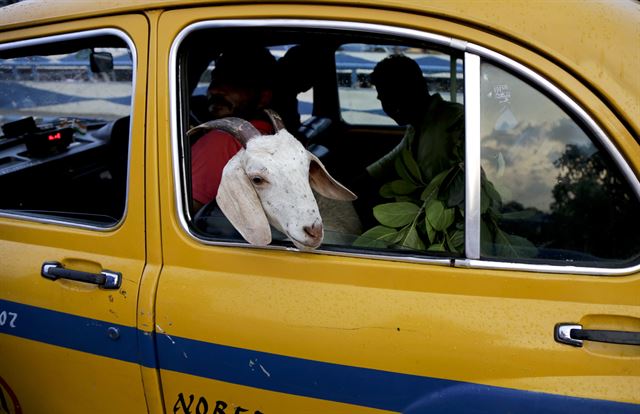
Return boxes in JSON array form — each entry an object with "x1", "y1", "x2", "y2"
[{"x1": 191, "y1": 119, "x2": 273, "y2": 205}]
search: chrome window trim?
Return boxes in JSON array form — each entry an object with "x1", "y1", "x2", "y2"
[
  {"x1": 0, "y1": 28, "x2": 137, "y2": 232},
  {"x1": 464, "y1": 53, "x2": 481, "y2": 260},
  {"x1": 455, "y1": 259, "x2": 640, "y2": 277},
  {"x1": 170, "y1": 19, "x2": 640, "y2": 276}
]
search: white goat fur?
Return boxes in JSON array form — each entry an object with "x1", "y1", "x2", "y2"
[{"x1": 214, "y1": 128, "x2": 361, "y2": 250}]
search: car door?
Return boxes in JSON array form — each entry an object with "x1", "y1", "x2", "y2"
[
  {"x1": 155, "y1": 4, "x2": 639, "y2": 413},
  {"x1": 0, "y1": 14, "x2": 150, "y2": 413}
]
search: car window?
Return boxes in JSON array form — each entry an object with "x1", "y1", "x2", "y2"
[
  {"x1": 177, "y1": 23, "x2": 639, "y2": 270},
  {"x1": 479, "y1": 62, "x2": 640, "y2": 266},
  {"x1": 336, "y1": 43, "x2": 463, "y2": 125},
  {"x1": 179, "y1": 26, "x2": 467, "y2": 258},
  {"x1": 0, "y1": 34, "x2": 132, "y2": 226}
]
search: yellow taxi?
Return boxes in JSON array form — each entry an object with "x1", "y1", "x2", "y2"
[{"x1": 0, "y1": 0, "x2": 639, "y2": 413}]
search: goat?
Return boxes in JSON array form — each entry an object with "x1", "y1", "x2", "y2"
[{"x1": 187, "y1": 110, "x2": 361, "y2": 251}]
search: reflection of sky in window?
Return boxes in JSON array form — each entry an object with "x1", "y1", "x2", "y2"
[
  {"x1": 480, "y1": 64, "x2": 593, "y2": 212},
  {"x1": 0, "y1": 47, "x2": 132, "y2": 121}
]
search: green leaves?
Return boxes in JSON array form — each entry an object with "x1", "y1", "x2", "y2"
[
  {"x1": 360, "y1": 163, "x2": 464, "y2": 253},
  {"x1": 446, "y1": 229, "x2": 465, "y2": 252},
  {"x1": 394, "y1": 148, "x2": 423, "y2": 186},
  {"x1": 402, "y1": 148, "x2": 423, "y2": 183},
  {"x1": 355, "y1": 151, "x2": 536, "y2": 259},
  {"x1": 493, "y1": 228, "x2": 538, "y2": 258},
  {"x1": 394, "y1": 225, "x2": 426, "y2": 251},
  {"x1": 353, "y1": 225, "x2": 398, "y2": 248},
  {"x1": 420, "y1": 169, "x2": 448, "y2": 201},
  {"x1": 425, "y1": 199, "x2": 455, "y2": 231},
  {"x1": 440, "y1": 164, "x2": 464, "y2": 208},
  {"x1": 373, "y1": 202, "x2": 420, "y2": 227},
  {"x1": 481, "y1": 175, "x2": 502, "y2": 214},
  {"x1": 380, "y1": 180, "x2": 420, "y2": 198}
]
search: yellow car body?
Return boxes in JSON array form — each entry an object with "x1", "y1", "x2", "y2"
[{"x1": 0, "y1": 1, "x2": 638, "y2": 413}]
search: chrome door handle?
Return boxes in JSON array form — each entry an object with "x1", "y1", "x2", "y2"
[
  {"x1": 555, "y1": 323, "x2": 640, "y2": 347},
  {"x1": 41, "y1": 261, "x2": 121, "y2": 289}
]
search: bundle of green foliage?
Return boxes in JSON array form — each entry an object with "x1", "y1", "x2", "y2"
[{"x1": 354, "y1": 148, "x2": 536, "y2": 258}]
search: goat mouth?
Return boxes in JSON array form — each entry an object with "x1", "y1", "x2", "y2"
[{"x1": 289, "y1": 236, "x2": 322, "y2": 251}]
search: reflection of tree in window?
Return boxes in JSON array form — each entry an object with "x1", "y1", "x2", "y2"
[
  {"x1": 482, "y1": 120, "x2": 640, "y2": 263},
  {"x1": 550, "y1": 145, "x2": 640, "y2": 262}
]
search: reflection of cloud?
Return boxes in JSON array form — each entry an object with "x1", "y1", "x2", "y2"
[
  {"x1": 548, "y1": 118, "x2": 587, "y2": 146},
  {"x1": 481, "y1": 117, "x2": 592, "y2": 212}
]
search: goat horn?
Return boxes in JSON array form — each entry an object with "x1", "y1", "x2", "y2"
[
  {"x1": 186, "y1": 117, "x2": 261, "y2": 147},
  {"x1": 264, "y1": 109, "x2": 285, "y2": 132}
]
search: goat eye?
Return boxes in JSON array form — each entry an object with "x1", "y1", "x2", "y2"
[{"x1": 251, "y1": 176, "x2": 265, "y2": 185}]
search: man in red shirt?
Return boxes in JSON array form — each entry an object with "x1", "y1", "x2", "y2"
[{"x1": 191, "y1": 47, "x2": 277, "y2": 214}]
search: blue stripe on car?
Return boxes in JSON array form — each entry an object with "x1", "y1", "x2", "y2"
[
  {"x1": 0, "y1": 299, "x2": 156, "y2": 368},
  {"x1": 1, "y1": 299, "x2": 638, "y2": 413}
]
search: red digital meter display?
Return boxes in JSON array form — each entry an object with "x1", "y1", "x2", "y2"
[{"x1": 25, "y1": 127, "x2": 73, "y2": 156}]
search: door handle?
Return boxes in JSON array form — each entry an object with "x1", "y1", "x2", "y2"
[
  {"x1": 555, "y1": 323, "x2": 640, "y2": 347},
  {"x1": 41, "y1": 261, "x2": 121, "y2": 289}
]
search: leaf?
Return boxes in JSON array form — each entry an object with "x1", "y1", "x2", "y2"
[
  {"x1": 494, "y1": 229, "x2": 538, "y2": 258},
  {"x1": 481, "y1": 176, "x2": 502, "y2": 213},
  {"x1": 379, "y1": 182, "x2": 395, "y2": 199},
  {"x1": 399, "y1": 225, "x2": 426, "y2": 251},
  {"x1": 446, "y1": 229, "x2": 465, "y2": 252},
  {"x1": 420, "y1": 168, "x2": 449, "y2": 201},
  {"x1": 505, "y1": 234, "x2": 538, "y2": 258},
  {"x1": 480, "y1": 185, "x2": 491, "y2": 214},
  {"x1": 373, "y1": 202, "x2": 420, "y2": 228},
  {"x1": 439, "y1": 165, "x2": 464, "y2": 208},
  {"x1": 353, "y1": 225, "x2": 398, "y2": 248},
  {"x1": 394, "y1": 156, "x2": 419, "y2": 185},
  {"x1": 480, "y1": 219, "x2": 494, "y2": 256},
  {"x1": 427, "y1": 243, "x2": 446, "y2": 252},
  {"x1": 390, "y1": 179, "x2": 419, "y2": 195},
  {"x1": 392, "y1": 226, "x2": 410, "y2": 245},
  {"x1": 425, "y1": 219, "x2": 436, "y2": 244},
  {"x1": 401, "y1": 148, "x2": 423, "y2": 184},
  {"x1": 425, "y1": 199, "x2": 455, "y2": 231}
]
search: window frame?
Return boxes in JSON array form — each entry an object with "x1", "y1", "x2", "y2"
[
  {"x1": 170, "y1": 19, "x2": 640, "y2": 276},
  {"x1": 0, "y1": 28, "x2": 137, "y2": 231}
]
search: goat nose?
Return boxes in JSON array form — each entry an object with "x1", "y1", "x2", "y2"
[{"x1": 303, "y1": 221, "x2": 323, "y2": 240}]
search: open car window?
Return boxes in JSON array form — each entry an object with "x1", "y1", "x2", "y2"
[
  {"x1": 337, "y1": 43, "x2": 462, "y2": 126},
  {"x1": 0, "y1": 32, "x2": 133, "y2": 227},
  {"x1": 177, "y1": 25, "x2": 465, "y2": 257}
]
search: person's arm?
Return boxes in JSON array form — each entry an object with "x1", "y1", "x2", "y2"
[{"x1": 365, "y1": 131, "x2": 410, "y2": 182}]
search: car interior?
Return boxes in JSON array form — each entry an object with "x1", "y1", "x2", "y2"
[
  {"x1": 177, "y1": 27, "x2": 464, "y2": 250},
  {"x1": 178, "y1": 27, "x2": 419, "y2": 181},
  {"x1": 0, "y1": 35, "x2": 132, "y2": 226}
]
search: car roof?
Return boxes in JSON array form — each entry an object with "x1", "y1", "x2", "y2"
[{"x1": 2, "y1": 0, "x2": 638, "y2": 136}]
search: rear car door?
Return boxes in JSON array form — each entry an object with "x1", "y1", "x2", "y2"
[
  {"x1": 0, "y1": 14, "x2": 150, "y2": 413},
  {"x1": 156, "y1": 4, "x2": 639, "y2": 413}
]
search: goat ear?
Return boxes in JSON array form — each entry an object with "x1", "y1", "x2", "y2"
[
  {"x1": 308, "y1": 152, "x2": 357, "y2": 201},
  {"x1": 216, "y1": 151, "x2": 272, "y2": 246}
]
